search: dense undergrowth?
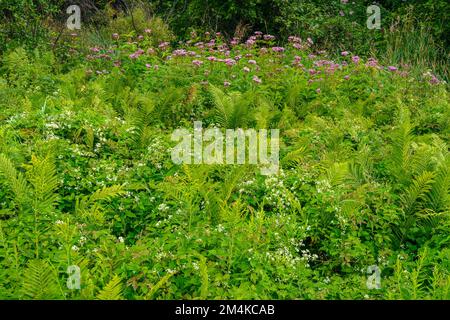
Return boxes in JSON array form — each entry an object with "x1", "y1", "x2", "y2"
[{"x1": 0, "y1": 5, "x2": 449, "y2": 300}]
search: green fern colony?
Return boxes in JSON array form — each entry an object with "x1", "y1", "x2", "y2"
[{"x1": 0, "y1": 24, "x2": 449, "y2": 300}]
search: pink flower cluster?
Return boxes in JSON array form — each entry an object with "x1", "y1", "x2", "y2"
[
  {"x1": 272, "y1": 47, "x2": 285, "y2": 53},
  {"x1": 129, "y1": 49, "x2": 145, "y2": 59}
]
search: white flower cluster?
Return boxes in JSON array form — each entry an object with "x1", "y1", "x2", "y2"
[
  {"x1": 299, "y1": 248, "x2": 319, "y2": 267},
  {"x1": 315, "y1": 179, "x2": 332, "y2": 194},
  {"x1": 78, "y1": 236, "x2": 87, "y2": 246},
  {"x1": 265, "y1": 246, "x2": 301, "y2": 269},
  {"x1": 237, "y1": 178, "x2": 255, "y2": 194},
  {"x1": 143, "y1": 137, "x2": 168, "y2": 169},
  {"x1": 6, "y1": 112, "x2": 28, "y2": 124},
  {"x1": 158, "y1": 203, "x2": 170, "y2": 212},
  {"x1": 263, "y1": 173, "x2": 293, "y2": 211}
]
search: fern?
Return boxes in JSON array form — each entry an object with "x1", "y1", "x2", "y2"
[
  {"x1": 427, "y1": 157, "x2": 450, "y2": 213},
  {"x1": 281, "y1": 145, "x2": 307, "y2": 169},
  {"x1": 396, "y1": 171, "x2": 435, "y2": 241},
  {"x1": 389, "y1": 107, "x2": 414, "y2": 184},
  {"x1": 198, "y1": 255, "x2": 209, "y2": 299},
  {"x1": 126, "y1": 91, "x2": 155, "y2": 148},
  {"x1": 0, "y1": 153, "x2": 30, "y2": 210},
  {"x1": 25, "y1": 155, "x2": 60, "y2": 214},
  {"x1": 97, "y1": 275, "x2": 123, "y2": 300},
  {"x1": 146, "y1": 271, "x2": 175, "y2": 299},
  {"x1": 22, "y1": 260, "x2": 61, "y2": 299},
  {"x1": 401, "y1": 171, "x2": 435, "y2": 215},
  {"x1": 210, "y1": 85, "x2": 253, "y2": 128},
  {"x1": 76, "y1": 185, "x2": 126, "y2": 222}
]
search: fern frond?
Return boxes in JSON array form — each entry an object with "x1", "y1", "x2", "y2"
[
  {"x1": 389, "y1": 107, "x2": 414, "y2": 184},
  {"x1": 0, "y1": 153, "x2": 30, "y2": 207},
  {"x1": 401, "y1": 171, "x2": 435, "y2": 215},
  {"x1": 25, "y1": 155, "x2": 59, "y2": 213},
  {"x1": 97, "y1": 275, "x2": 123, "y2": 300},
  {"x1": 76, "y1": 185, "x2": 126, "y2": 222},
  {"x1": 325, "y1": 162, "x2": 349, "y2": 186},
  {"x1": 146, "y1": 271, "x2": 175, "y2": 299},
  {"x1": 198, "y1": 255, "x2": 209, "y2": 299},
  {"x1": 22, "y1": 260, "x2": 61, "y2": 299},
  {"x1": 281, "y1": 145, "x2": 307, "y2": 169},
  {"x1": 427, "y1": 157, "x2": 450, "y2": 213},
  {"x1": 210, "y1": 85, "x2": 252, "y2": 128},
  {"x1": 88, "y1": 185, "x2": 126, "y2": 203}
]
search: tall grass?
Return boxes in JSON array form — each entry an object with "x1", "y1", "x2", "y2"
[{"x1": 383, "y1": 10, "x2": 449, "y2": 82}]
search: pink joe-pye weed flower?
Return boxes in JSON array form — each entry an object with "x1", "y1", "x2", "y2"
[
  {"x1": 423, "y1": 72, "x2": 440, "y2": 85},
  {"x1": 288, "y1": 36, "x2": 302, "y2": 43},
  {"x1": 173, "y1": 49, "x2": 188, "y2": 56},
  {"x1": 252, "y1": 75, "x2": 262, "y2": 84},
  {"x1": 158, "y1": 42, "x2": 170, "y2": 50},
  {"x1": 272, "y1": 46, "x2": 285, "y2": 53},
  {"x1": 224, "y1": 58, "x2": 236, "y2": 66},
  {"x1": 230, "y1": 38, "x2": 239, "y2": 46},
  {"x1": 144, "y1": 29, "x2": 152, "y2": 34},
  {"x1": 248, "y1": 59, "x2": 257, "y2": 65},
  {"x1": 344, "y1": 75, "x2": 350, "y2": 80},
  {"x1": 429, "y1": 75, "x2": 440, "y2": 85},
  {"x1": 223, "y1": 81, "x2": 231, "y2": 87},
  {"x1": 293, "y1": 42, "x2": 308, "y2": 50},
  {"x1": 246, "y1": 39, "x2": 256, "y2": 46},
  {"x1": 263, "y1": 34, "x2": 275, "y2": 41},
  {"x1": 112, "y1": 33, "x2": 119, "y2": 40},
  {"x1": 341, "y1": 51, "x2": 349, "y2": 56},
  {"x1": 316, "y1": 88, "x2": 321, "y2": 94},
  {"x1": 388, "y1": 66, "x2": 398, "y2": 72},
  {"x1": 366, "y1": 57, "x2": 378, "y2": 67},
  {"x1": 192, "y1": 60, "x2": 203, "y2": 67},
  {"x1": 243, "y1": 67, "x2": 250, "y2": 73},
  {"x1": 352, "y1": 56, "x2": 360, "y2": 64}
]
